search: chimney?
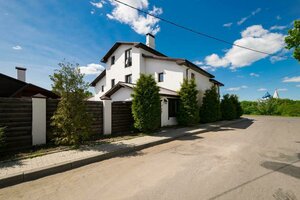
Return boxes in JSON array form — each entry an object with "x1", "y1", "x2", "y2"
[
  {"x1": 146, "y1": 33, "x2": 155, "y2": 49},
  {"x1": 15, "y1": 67, "x2": 26, "y2": 82}
]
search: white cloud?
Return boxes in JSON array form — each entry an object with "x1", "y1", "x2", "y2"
[
  {"x1": 270, "y1": 48, "x2": 289, "y2": 63},
  {"x1": 282, "y1": 76, "x2": 300, "y2": 83},
  {"x1": 237, "y1": 17, "x2": 248, "y2": 25},
  {"x1": 91, "y1": 10, "x2": 95, "y2": 14},
  {"x1": 223, "y1": 22, "x2": 233, "y2": 28},
  {"x1": 201, "y1": 66, "x2": 216, "y2": 72},
  {"x1": 79, "y1": 63, "x2": 105, "y2": 75},
  {"x1": 257, "y1": 88, "x2": 267, "y2": 91},
  {"x1": 204, "y1": 25, "x2": 285, "y2": 70},
  {"x1": 193, "y1": 60, "x2": 203, "y2": 65},
  {"x1": 270, "y1": 25, "x2": 287, "y2": 30},
  {"x1": 98, "y1": 0, "x2": 163, "y2": 35},
  {"x1": 250, "y1": 72, "x2": 259, "y2": 77},
  {"x1": 12, "y1": 45, "x2": 22, "y2": 50},
  {"x1": 237, "y1": 8, "x2": 261, "y2": 25},
  {"x1": 270, "y1": 55, "x2": 286, "y2": 63},
  {"x1": 251, "y1": 8, "x2": 261, "y2": 15},
  {"x1": 226, "y1": 85, "x2": 248, "y2": 91},
  {"x1": 277, "y1": 88, "x2": 288, "y2": 91},
  {"x1": 90, "y1": 1, "x2": 103, "y2": 8}
]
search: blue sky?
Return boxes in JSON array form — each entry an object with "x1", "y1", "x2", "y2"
[{"x1": 0, "y1": 0, "x2": 299, "y2": 100}]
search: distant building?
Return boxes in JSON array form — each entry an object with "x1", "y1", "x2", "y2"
[
  {"x1": 273, "y1": 89, "x2": 279, "y2": 99},
  {"x1": 0, "y1": 67, "x2": 59, "y2": 99},
  {"x1": 262, "y1": 92, "x2": 272, "y2": 100}
]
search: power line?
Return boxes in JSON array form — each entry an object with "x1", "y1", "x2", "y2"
[{"x1": 112, "y1": 0, "x2": 281, "y2": 57}]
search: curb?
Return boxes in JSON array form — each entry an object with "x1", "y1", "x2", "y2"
[{"x1": 0, "y1": 118, "x2": 247, "y2": 188}]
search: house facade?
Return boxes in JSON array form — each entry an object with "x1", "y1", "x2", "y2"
[{"x1": 90, "y1": 34, "x2": 223, "y2": 126}]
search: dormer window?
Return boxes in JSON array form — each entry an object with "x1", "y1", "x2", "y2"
[
  {"x1": 125, "y1": 74, "x2": 132, "y2": 83},
  {"x1": 191, "y1": 73, "x2": 195, "y2": 79},
  {"x1": 158, "y1": 72, "x2": 164, "y2": 82},
  {"x1": 111, "y1": 56, "x2": 115, "y2": 65},
  {"x1": 125, "y1": 49, "x2": 132, "y2": 67}
]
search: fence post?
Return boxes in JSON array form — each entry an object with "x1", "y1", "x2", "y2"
[
  {"x1": 32, "y1": 94, "x2": 46, "y2": 145},
  {"x1": 103, "y1": 100, "x2": 112, "y2": 135}
]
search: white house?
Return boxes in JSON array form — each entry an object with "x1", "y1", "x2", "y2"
[{"x1": 90, "y1": 33, "x2": 224, "y2": 127}]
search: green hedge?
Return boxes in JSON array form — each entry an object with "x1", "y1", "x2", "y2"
[{"x1": 241, "y1": 99, "x2": 300, "y2": 117}]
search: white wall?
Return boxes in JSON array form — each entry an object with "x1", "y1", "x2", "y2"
[
  {"x1": 110, "y1": 87, "x2": 133, "y2": 101},
  {"x1": 144, "y1": 58, "x2": 185, "y2": 92},
  {"x1": 93, "y1": 75, "x2": 106, "y2": 101},
  {"x1": 186, "y1": 68, "x2": 214, "y2": 105}
]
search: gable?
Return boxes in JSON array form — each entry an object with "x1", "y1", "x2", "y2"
[
  {"x1": 0, "y1": 73, "x2": 26, "y2": 97},
  {"x1": 101, "y1": 42, "x2": 166, "y2": 63}
]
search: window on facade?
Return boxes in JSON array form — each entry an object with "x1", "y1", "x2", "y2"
[
  {"x1": 101, "y1": 85, "x2": 104, "y2": 92},
  {"x1": 158, "y1": 72, "x2": 164, "y2": 82},
  {"x1": 168, "y1": 99, "x2": 179, "y2": 118},
  {"x1": 111, "y1": 79, "x2": 115, "y2": 88},
  {"x1": 125, "y1": 74, "x2": 132, "y2": 83},
  {"x1": 111, "y1": 56, "x2": 115, "y2": 65},
  {"x1": 125, "y1": 49, "x2": 132, "y2": 67},
  {"x1": 191, "y1": 73, "x2": 195, "y2": 79}
]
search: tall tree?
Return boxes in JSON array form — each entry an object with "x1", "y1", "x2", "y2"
[
  {"x1": 177, "y1": 78, "x2": 199, "y2": 125},
  {"x1": 221, "y1": 94, "x2": 236, "y2": 120},
  {"x1": 230, "y1": 95, "x2": 243, "y2": 118},
  {"x1": 50, "y1": 62, "x2": 91, "y2": 145},
  {"x1": 131, "y1": 74, "x2": 161, "y2": 132},
  {"x1": 199, "y1": 86, "x2": 221, "y2": 123},
  {"x1": 285, "y1": 20, "x2": 300, "y2": 62}
]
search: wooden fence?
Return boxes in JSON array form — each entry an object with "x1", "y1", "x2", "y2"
[
  {"x1": 112, "y1": 101, "x2": 134, "y2": 134},
  {"x1": 46, "y1": 99, "x2": 104, "y2": 141},
  {"x1": 0, "y1": 98, "x2": 32, "y2": 152}
]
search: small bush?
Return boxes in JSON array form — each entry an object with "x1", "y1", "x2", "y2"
[
  {"x1": 221, "y1": 94, "x2": 236, "y2": 120},
  {"x1": 177, "y1": 78, "x2": 199, "y2": 125},
  {"x1": 199, "y1": 86, "x2": 221, "y2": 123},
  {"x1": 131, "y1": 74, "x2": 161, "y2": 132}
]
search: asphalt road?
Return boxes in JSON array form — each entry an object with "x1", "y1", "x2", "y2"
[{"x1": 1, "y1": 116, "x2": 300, "y2": 200}]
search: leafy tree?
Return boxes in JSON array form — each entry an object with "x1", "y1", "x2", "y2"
[
  {"x1": 50, "y1": 62, "x2": 92, "y2": 145},
  {"x1": 221, "y1": 94, "x2": 236, "y2": 120},
  {"x1": 0, "y1": 126, "x2": 6, "y2": 148},
  {"x1": 131, "y1": 74, "x2": 161, "y2": 132},
  {"x1": 230, "y1": 95, "x2": 243, "y2": 118},
  {"x1": 285, "y1": 20, "x2": 300, "y2": 62},
  {"x1": 177, "y1": 78, "x2": 199, "y2": 125},
  {"x1": 199, "y1": 86, "x2": 221, "y2": 123}
]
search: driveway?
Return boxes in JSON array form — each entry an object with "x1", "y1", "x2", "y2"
[{"x1": 1, "y1": 116, "x2": 300, "y2": 200}]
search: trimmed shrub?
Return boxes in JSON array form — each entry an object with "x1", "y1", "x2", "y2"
[
  {"x1": 221, "y1": 94, "x2": 236, "y2": 120},
  {"x1": 50, "y1": 62, "x2": 92, "y2": 146},
  {"x1": 177, "y1": 78, "x2": 199, "y2": 125},
  {"x1": 131, "y1": 74, "x2": 161, "y2": 132},
  {"x1": 199, "y1": 86, "x2": 221, "y2": 123},
  {"x1": 230, "y1": 94, "x2": 243, "y2": 118}
]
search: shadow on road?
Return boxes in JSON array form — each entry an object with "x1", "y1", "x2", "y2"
[
  {"x1": 261, "y1": 160, "x2": 300, "y2": 179},
  {"x1": 222, "y1": 118, "x2": 254, "y2": 129}
]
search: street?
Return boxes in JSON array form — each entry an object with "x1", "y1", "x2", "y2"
[{"x1": 1, "y1": 116, "x2": 300, "y2": 200}]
